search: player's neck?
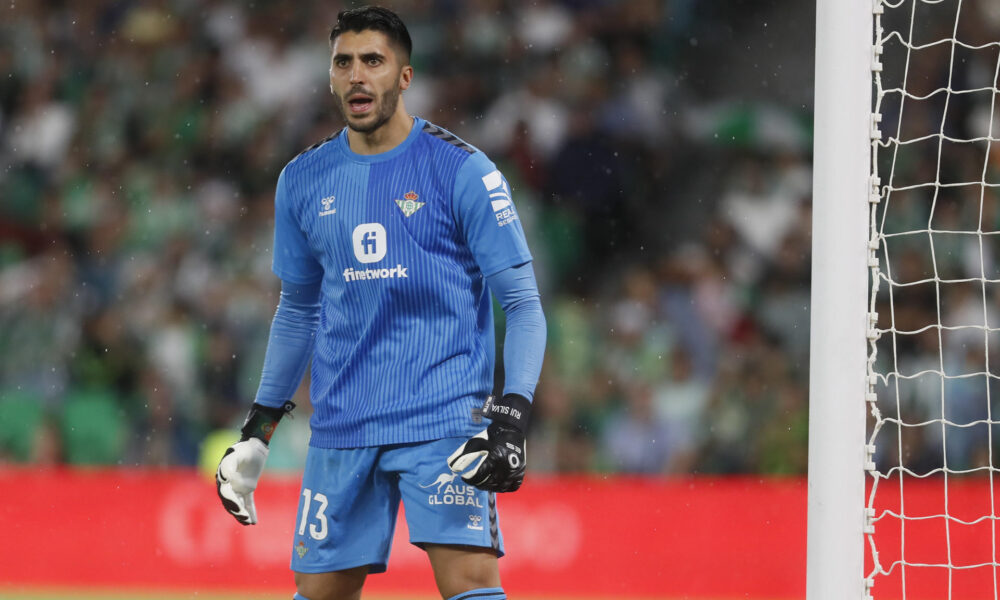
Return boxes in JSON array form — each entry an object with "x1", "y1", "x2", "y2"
[{"x1": 346, "y1": 109, "x2": 414, "y2": 155}]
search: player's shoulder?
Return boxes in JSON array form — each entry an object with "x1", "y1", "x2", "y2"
[
  {"x1": 418, "y1": 120, "x2": 502, "y2": 179},
  {"x1": 418, "y1": 119, "x2": 482, "y2": 158},
  {"x1": 283, "y1": 129, "x2": 346, "y2": 175}
]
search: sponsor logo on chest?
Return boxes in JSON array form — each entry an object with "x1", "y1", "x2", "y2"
[{"x1": 344, "y1": 222, "x2": 411, "y2": 283}]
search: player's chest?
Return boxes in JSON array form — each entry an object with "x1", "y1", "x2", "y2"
[{"x1": 298, "y1": 172, "x2": 455, "y2": 263}]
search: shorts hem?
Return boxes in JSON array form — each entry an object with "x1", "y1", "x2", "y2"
[
  {"x1": 291, "y1": 560, "x2": 388, "y2": 575},
  {"x1": 409, "y1": 537, "x2": 505, "y2": 559}
]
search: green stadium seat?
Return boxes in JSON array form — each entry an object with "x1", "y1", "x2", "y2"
[
  {"x1": 0, "y1": 389, "x2": 44, "y2": 462},
  {"x1": 60, "y1": 389, "x2": 126, "y2": 466}
]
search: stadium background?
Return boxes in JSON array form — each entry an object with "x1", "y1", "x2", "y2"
[{"x1": 0, "y1": 0, "x2": 829, "y2": 598}]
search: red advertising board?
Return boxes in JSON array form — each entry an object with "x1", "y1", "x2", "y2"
[{"x1": 0, "y1": 468, "x2": 808, "y2": 598}]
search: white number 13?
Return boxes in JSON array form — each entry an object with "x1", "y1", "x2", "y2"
[{"x1": 297, "y1": 488, "x2": 329, "y2": 540}]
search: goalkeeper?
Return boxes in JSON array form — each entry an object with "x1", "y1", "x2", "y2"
[{"x1": 214, "y1": 6, "x2": 545, "y2": 600}]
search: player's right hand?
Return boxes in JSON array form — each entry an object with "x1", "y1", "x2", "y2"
[
  {"x1": 215, "y1": 438, "x2": 269, "y2": 525},
  {"x1": 447, "y1": 394, "x2": 532, "y2": 493},
  {"x1": 448, "y1": 421, "x2": 527, "y2": 492}
]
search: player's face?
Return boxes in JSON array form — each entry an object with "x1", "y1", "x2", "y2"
[{"x1": 329, "y1": 30, "x2": 412, "y2": 134}]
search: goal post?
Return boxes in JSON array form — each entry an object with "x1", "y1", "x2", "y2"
[
  {"x1": 813, "y1": 0, "x2": 1000, "y2": 598},
  {"x1": 807, "y1": 0, "x2": 872, "y2": 598}
]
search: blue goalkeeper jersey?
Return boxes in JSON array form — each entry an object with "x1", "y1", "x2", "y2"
[{"x1": 272, "y1": 117, "x2": 532, "y2": 448}]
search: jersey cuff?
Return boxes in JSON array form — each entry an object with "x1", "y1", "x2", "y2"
[{"x1": 479, "y1": 253, "x2": 534, "y2": 278}]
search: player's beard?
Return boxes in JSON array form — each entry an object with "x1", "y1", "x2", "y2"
[{"x1": 337, "y1": 84, "x2": 402, "y2": 134}]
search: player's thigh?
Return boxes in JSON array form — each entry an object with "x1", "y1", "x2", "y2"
[
  {"x1": 388, "y1": 437, "x2": 505, "y2": 556},
  {"x1": 292, "y1": 445, "x2": 400, "y2": 575},
  {"x1": 425, "y1": 543, "x2": 500, "y2": 598},
  {"x1": 294, "y1": 566, "x2": 368, "y2": 600}
]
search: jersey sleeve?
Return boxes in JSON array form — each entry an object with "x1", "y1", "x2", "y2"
[
  {"x1": 453, "y1": 152, "x2": 533, "y2": 277},
  {"x1": 272, "y1": 166, "x2": 324, "y2": 284},
  {"x1": 486, "y1": 263, "x2": 546, "y2": 402}
]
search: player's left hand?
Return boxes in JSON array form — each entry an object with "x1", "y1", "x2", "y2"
[
  {"x1": 448, "y1": 394, "x2": 531, "y2": 493},
  {"x1": 215, "y1": 401, "x2": 294, "y2": 525},
  {"x1": 215, "y1": 438, "x2": 269, "y2": 525}
]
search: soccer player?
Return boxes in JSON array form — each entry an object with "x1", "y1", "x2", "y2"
[{"x1": 214, "y1": 7, "x2": 546, "y2": 600}]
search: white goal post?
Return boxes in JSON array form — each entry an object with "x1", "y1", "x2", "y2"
[
  {"x1": 811, "y1": 1, "x2": 1000, "y2": 599},
  {"x1": 808, "y1": 0, "x2": 872, "y2": 598}
]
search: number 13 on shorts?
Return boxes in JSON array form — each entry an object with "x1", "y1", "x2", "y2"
[{"x1": 298, "y1": 488, "x2": 329, "y2": 540}]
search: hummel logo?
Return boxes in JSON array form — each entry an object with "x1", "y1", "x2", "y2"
[
  {"x1": 319, "y1": 195, "x2": 336, "y2": 217},
  {"x1": 394, "y1": 190, "x2": 425, "y2": 217}
]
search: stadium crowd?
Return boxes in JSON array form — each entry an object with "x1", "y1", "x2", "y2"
[{"x1": 0, "y1": 0, "x2": 816, "y2": 474}]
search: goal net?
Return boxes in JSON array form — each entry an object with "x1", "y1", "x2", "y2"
[{"x1": 866, "y1": 0, "x2": 1000, "y2": 598}]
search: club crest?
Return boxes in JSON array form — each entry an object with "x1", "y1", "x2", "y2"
[{"x1": 394, "y1": 190, "x2": 425, "y2": 217}]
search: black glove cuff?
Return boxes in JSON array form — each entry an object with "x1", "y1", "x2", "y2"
[
  {"x1": 239, "y1": 401, "x2": 295, "y2": 444},
  {"x1": 482, "y1": 393, "x2": 531, "y2": 432}
]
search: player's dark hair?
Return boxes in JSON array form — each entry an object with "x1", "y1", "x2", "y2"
[{"x1": 329, "y1": 6, "x2": 412, "y2": 63}]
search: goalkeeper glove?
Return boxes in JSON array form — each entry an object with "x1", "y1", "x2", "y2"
[
  {"x1": 448, "y1": 394, "x2": 531, "y2": 493},
  {"x1": 215, "y1": 401, "x2": 294, "y2": 525}
]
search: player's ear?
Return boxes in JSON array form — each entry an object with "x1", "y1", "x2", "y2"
[{"x1": 399, "y1": 64, "x2": 413, "y2": 91}]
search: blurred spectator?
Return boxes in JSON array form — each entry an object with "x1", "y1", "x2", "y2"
[
  {"x1": 653, "y1": 347, "x2": 709, "y2": 467},
  {"x1": 0, "y1": 0, "x2": 825, "y2": 476},
  {"x1": 600, "y1": 382, "x2": 679, "y2": 474}
]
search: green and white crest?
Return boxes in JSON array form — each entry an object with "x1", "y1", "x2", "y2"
[{"x1": 394, "y1": 191, "x2": 425, "y2": 217}]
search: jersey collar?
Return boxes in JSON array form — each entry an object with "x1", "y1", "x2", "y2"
[{"x1": 336, "y1": 116, "x2": 425, "y2": 164}]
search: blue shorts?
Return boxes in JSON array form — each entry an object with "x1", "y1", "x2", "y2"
[{"x1": 289, "y1": 437, "x2": 504, "y2": 574}]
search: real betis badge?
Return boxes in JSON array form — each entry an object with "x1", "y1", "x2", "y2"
[{"x1": 394, "y1": 190, "x2": 425, "y2": 217}]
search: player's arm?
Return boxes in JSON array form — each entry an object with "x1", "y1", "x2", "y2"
[
  {"x1": 216, "y1": 278, "x2": 321, "y2": 525},
  {"x1": 448, "y1": 262, "x2": 546, "y2": 492},
  {"x1": 446, "y1": 154, "x2": 547, "y2": 492},
  {"x1": 217, "y1": 165, "x2": 324, "y2": 525}
]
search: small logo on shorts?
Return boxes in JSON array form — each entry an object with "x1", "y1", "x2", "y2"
[
  {"x1": 421, "y1": 472, "x2": 459, "y2": 495},
  {"x1": 295, "y1": 541, "x2": 308, "y2": 558},
  {"x1": 467, "y1": 514, "x2": 484, "y2": 531},
  {"x1": 422, "y1": 471, "x2": 483, "y2": 508}
]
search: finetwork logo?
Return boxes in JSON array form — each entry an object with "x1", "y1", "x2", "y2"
[
  {"x1": 352, "y1": 223, "x2": 386, "y2": 263},
  {"x1": 347, "y1": 223, "x2": 410, "y2": 281},
  {"x1": 481, "y1": 170, "x2": 517, "y2": 227},
  {"x1": 343, "y1": 264, "x2": 408, "y2": 282}
]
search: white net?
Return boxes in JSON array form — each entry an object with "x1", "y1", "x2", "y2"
[{"x1": 867, "y1": 0, "x2": 1000, "y2": 598}]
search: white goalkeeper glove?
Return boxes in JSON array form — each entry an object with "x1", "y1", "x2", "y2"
[
  {"x1": 216, "y1": 438, "x2": 268, "y2": 525},
  {"x1": 448, "y1": 394, "x2": 531, "y2": 493},
  {"x1": 215, "y1": 401, "x2": 294, "y2": 525}
]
